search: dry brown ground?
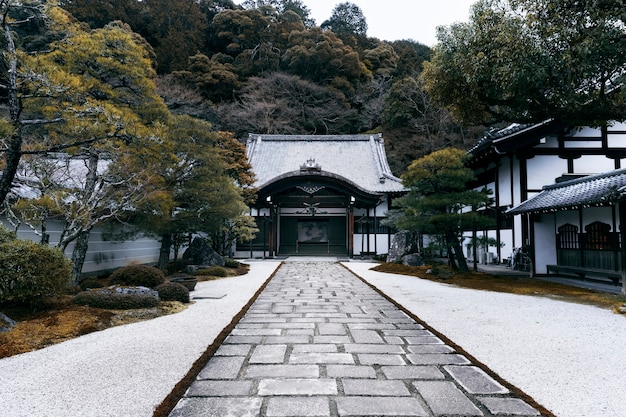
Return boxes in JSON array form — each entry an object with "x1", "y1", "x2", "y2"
[
  {"x1": 373, "y1": 262, "x2": 626, "y2": 313},
  {"x1": 0, "y1": 265, "x2": 249, "y2": 359}
]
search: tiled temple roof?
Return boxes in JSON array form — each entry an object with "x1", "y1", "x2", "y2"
[
  {"x1": 507, "y1": 168, "x2": 626, "y2": 215},
  {"x1": 246, "y1": 134, "x2": 405, "y2": 194}
]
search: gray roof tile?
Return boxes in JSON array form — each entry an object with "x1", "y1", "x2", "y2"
[
  {"x1": 247, "y1": 134, "x2": 405, "y2": 194},
  {"x1": 507, "y1": 168, "x2": 626, "y2": 215}
]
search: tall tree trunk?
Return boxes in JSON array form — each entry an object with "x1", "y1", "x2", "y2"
[
  {"x1": 68, "y1": 153, "x2": 100, "y2": 283},
  {"x1": 446, "y1": 231, "x2": 469, "y2": 272},
  {"x1": 0, "y1": 5, "x2": 23, "y2": 204},
  {"x1": 71, "y1": 229, "x2": 91, "y2": 284},
  {"x1": 157, "y1": 233, "x2": 172, "y2": 271}
]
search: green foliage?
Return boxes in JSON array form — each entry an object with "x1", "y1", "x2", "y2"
[
  {"x1": 321, "y1": 2, "x2": 368, "y2": 37},
  {"x1": 391, "y1": 148, "x2": 494, "y2": 272},
  {"x1": 0, "y1": 224, "x2": 17, "y2": 244},
  {"x1": 78, "y1": 277, "x2": 105, "y2": 291},
  {"x1": 73, "y1": 290, "x2": 159, "y2": 309},
  {"x1": 224, "y1": 258, "x2": 240, "y2": 268},
  {"x1": 423, "y1": 0, "x2": 626, "y2": 126},
  {"x1": 108, "y1": 265, "x2": 165, "y2": 288},
  {"x1": 194, "y1": 266, "x2": 228, "y2": 277},
  {"x1": 156, "y1": 282, "x2": 190, "y2": 303},
  {"x1": 0, "y1": 239, "x2": 72, "y2": 304}
]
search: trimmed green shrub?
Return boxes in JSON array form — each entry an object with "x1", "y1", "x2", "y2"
[
  {"x1": 0, "y1": 239, "x2": 72, "y2": 304},
  {"x1": 108, "y1": 265, "x2": 165, "y2": 288},
  {"x1": 194, "y1": 266, "x2": 228, "y2": 277},
  {"x1": 156, "y1": 282, "x2": 190, "y2": 303},
  {"x1": 73, "y1": 290, "x2": 158, "y2": 309},
  {"x1": 79, "y1": 277, "x2": 105, "y2": 291},
  {"x1": 0, "y1": 224, "x2": 16, "y2": 244},
  {"x1": 224, "y1": 258, "x2": 240, "y2": 268}
]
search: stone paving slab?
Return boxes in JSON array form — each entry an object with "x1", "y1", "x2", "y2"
[{"x1": 170, "y1": 261, "x2": 545, "y2": 417}]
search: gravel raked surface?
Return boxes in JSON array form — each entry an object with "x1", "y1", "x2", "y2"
[
  {"x1": 0, "y1": 261, "x2": 281, "y2": 417},
  {"x1": 344, "y1": 262, "x2": 626, "y2": 417}
]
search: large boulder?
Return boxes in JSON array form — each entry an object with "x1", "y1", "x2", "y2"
[
  {"x1": 183, "y1": 237, "x2": 225, "y2": 267},
  {"x1": 401, "y1": 253, "x2": 425, "y2": 267},
  {"x1": 386, "y1": 230, "x2": 418, "y2": 263}
]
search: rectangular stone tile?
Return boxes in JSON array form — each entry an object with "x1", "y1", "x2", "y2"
[
  {"x1": 326, "y1": 365, "x2": 377, "y2": 379},
  {"x1": 413, "y1": 381, "x2": 483, "y2": 416},
  {"x1": 347, "y1": 323, "x2": 396, "y2": 330},
  {"x1": 404, "y1": 336, "x2": 445, "y2": 345},
  {"x1": 187, "y1": 380, "x2": 253, "y2": 397},
  {"x1": 230, "y1": 328, "x2": 282, "y2": 336},
  {"x1": 383, "y1": 336, "x2": 404, "y2": 344},
  {"x1": 215, "y1": 344, "x2": 252, "y2": 356},
  {"x1": 381, "y1": 366, "x2": 445, "y2": 380},
  {"x1": 335, "y1": 397, "x2": 428, "y2": 416},
  {"x1": 344, "y1": 344, "x2": 405, "y2": 354},
  {"x1": 313, "y1": 335, "x2": 351, "y2": 344},
  {"x1": 224, "y1": 335, "x2": 264, "y2": 344},
  {"x1": 250, "y1": 345, "x2": 287, "y2": 364},
  {"x1": 407, "y1": 354, "x2": 471, "y2": 365},
  {"x1": 357, "y1": 354, "x2": 406, "y2": 366},
  {"x1": 258, "y1": 379, "x2": 337, "y2": 396},
  {"x1": 289, "y1": 352, "x2": 354, "y2": 365},
  {"x1": 198, "y1": 356, "x2": 245, "y2": 380},
  {"x1": 170, "y1": 397, "x2": 262, "y2": 417},
  {"x1": 286, "y1": 329, "x2": 314, "y2": 336},
  {"x1": 264, "y1": 335, "x2": 311, "y2": 344},
  {"x1": 394, "y1": 323, "x2": 425, "y2": 330},
  {"x1": 266, "y1": 397, "x2": 330, "y2": 417},
  {"x1": 342, "y1": 379, "x2": 411, "y2": 396},
  {"x1": 350, "y1": 330, "x2": 384, "y2": 343},
  {"x1": 444, "y1": 365, "x2": 509, "y2": 394},
  {"x1": 266, "y1": 322, "x2": 316, "y2": 329},
  {"x1": 383, "y1": 329, "x2": 433, "y2": 337},
  {"x1": 408, "y1": 345, "x2": 454, "y2": 354},
  {"x1": 292, "y1": 344, "x2": 338, "y2": 353},
  {"x1": 317, "y1": 323, "x2": 347, "y2": 335},
  {"x1": 479, "y1": 397, "x2": 541, "y2": 416},
  {"x1": 244, "y1": 365, "x2": 319, "y2": 379}
]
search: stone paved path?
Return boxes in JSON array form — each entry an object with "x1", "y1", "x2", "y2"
[{"x1": 169, "y1": 261, "x2": 544, "y2": 417}]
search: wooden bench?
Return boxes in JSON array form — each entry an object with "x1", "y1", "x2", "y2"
[{"x1": 546, "y1": 264, "x2": 622, "y2": 285}]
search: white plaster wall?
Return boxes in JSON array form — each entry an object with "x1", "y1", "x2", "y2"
[
  {"x1": 533, "y1": 213, "x2": 557, "y2": 274},
  {"x1": 2, "y1": 218, "x2": 162, "y2": 274},
  {"x1": 498, "y1": 157, "x2": 512, "y2": 207},
  {"x1": 581, "y1": 206, "x2": 614, "y2": 230},
  {"x1": 526, "y1": 155, "x2": 568, "y2": 189},
  {"x1": 573, "y1": 155, "x2": 614, "y2": 174}
]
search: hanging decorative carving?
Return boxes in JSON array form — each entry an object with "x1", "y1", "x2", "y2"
[
  {"x1": 295, "y1": 202, "x2": 328, "y2": 216},
  {"x1": 300, "y1": 158, "x2": 321, "y2": 172},
  {"x1": 297, "y1": 184, "x2": 325, "y2": 194}
]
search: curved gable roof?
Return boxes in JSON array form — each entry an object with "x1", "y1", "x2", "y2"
[{"x1": 246, "y1": 134, "x2": 405, "y2": 194}]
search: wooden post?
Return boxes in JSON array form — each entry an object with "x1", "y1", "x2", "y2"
[{"x1": 619, "y1": 198, "x2": 626, "y2": 294}]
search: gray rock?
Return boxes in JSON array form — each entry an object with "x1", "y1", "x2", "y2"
[
  {"x1": 387, "y1": 230, "x2": 418, "y2": 263},
  {"x1": 0, "y1": 312, "x2": 16, "y2": 332},
  {"x1": 402, "y1": 253, "x2": 424, "y2": 267},
  {"x1": 92, "y1": 285, "x2": 160, "y2": 300},
  {"x1": 183, "y1": 237, "x2": 225, "y2": 267}
]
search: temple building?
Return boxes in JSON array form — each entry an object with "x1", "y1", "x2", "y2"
[{"x1": 235, "y1": 134, "x2": 406, "y2": 258}]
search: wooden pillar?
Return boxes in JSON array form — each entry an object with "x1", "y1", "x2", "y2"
[
  {"x1": 619, "y1": 198, "x2": 626, "y2": 294},
  {"x1": 348, "y1": 204, "x2": 354, "y2": 258}
]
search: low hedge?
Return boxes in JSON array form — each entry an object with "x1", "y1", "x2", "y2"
[
  {"x1": 156, "y1": 282, "x2": 190, "y2": 303},
  {"x1": 0, "y1": 239, "x2": 72, "y2": 304},
  {"x1": 73, "y1": 290, "x2": 159, "y2": 309},
  {"x1": 108, "y1": 265, "x2": 165, "y2": 288}
]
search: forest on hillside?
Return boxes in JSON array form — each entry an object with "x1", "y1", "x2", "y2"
[{"x1": 58, "y1": 0, "x2": 484, "y2": 175}]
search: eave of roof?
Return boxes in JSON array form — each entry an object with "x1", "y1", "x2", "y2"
[{"x1": 506, "y1": 168, "x2": 626, "y2": 215}]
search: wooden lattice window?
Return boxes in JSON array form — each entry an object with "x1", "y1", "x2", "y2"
[
  {"x1": 584, "y1": 221, "x2": 612, "y2": 250},
  {"x1": 557, "y1": 224, "x2": 579, "y2": 249}
]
